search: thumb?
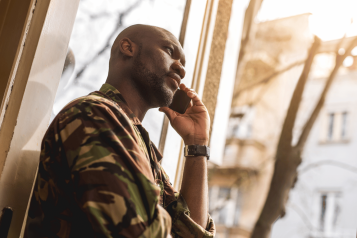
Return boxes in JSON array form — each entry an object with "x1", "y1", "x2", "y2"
[{"x1": 159, "y1": 107, "x2": 177, "y2": 122}]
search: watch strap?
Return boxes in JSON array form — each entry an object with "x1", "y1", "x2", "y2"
[{"x1": 184, "y1": 145, "x2": 210, "y2": 160}]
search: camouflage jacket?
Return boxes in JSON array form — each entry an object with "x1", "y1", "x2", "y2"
[{"x1": 25, "y1": 83, "x2": 215, "y2": 238}]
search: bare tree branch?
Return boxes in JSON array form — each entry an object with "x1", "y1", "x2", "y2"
[
  {"x1": 276, "y1": 36, "x2": 321, "y2": 152},
  {"x1": 296, "y1": 36, "x2": 357, "y2": 149},
  {"x1": 74, "y1": 0, "x2": 143, "y2": 82},
  {"x1": 251, "y1": 36, "x2": 321, "y2": 238},
  {"x1": 235, "y1": 60, "x2": 305, "y2": 96},
  {"x1": 239, "y1": 60, "x2": 306, "y2": 106},
  {"x1": 251, "y1": 35, "x2": 357, "y2": 238}
]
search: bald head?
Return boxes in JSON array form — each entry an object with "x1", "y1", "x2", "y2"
[{"x1": 110, "y1": 24, "x2": 181, "y2": 64}]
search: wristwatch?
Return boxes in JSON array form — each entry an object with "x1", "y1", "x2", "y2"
[{"x1": 184, "y1": 145, "x2": 210, "y2": 160}]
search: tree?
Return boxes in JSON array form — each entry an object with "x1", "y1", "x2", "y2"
[
  {"x1": 73, "y1": 0, "x2": 143, "y2": 83},
  {"x1": 251, "y1": 35, "x2": 357, "y2": 238}
]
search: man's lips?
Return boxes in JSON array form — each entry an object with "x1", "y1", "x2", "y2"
[{"x1": 167, "y1": 74, "x2": 181, "y2": 88}]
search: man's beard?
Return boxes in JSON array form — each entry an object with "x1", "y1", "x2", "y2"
[{"x1": 131, "y1": 49, "x2": 174, "y2": 107}]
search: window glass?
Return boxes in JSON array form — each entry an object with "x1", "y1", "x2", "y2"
[
  {"x1": 52, "y1": 0, "x2": 186, "y2": 146},
  {"x1": 233, "y1": 190, "x2": 241, "y2": 226},
  {"x1": 328, "y1": 113, "x2": 334, "y2": 140},
  {"x1": 229, "y1": 106, "x2": 255, "y2": 139},
  {"x1": 341, "y1": 112, "x2": 348, "y2": 139},
  {"x1": 227, "y1": 117, "x2": 241, "y2": 138},
  {"x1": 318, "y1": 192, "x2": 341, "y2": 233},
  {"x1": 208, "y1": 186, "x2": 242, "y2": 226},
  {"x1": 320, "y1": 194, "x2": 327, "y2": 231},
  {"x1": 218, "y1": 187, "x2": 231, "y2": 224}
]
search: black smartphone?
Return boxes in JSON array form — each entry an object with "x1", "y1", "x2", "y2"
[{"x1": 169, "y1": 89, "x2": 191, "y2": 114}]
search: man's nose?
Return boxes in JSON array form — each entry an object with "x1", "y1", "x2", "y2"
[{"x1": 172, "y1": 60, "x2": 186, "y2": 79}]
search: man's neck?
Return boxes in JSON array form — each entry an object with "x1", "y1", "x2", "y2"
[{"x1": 107, "y1": 78, "x2": 150, "y2": 122}]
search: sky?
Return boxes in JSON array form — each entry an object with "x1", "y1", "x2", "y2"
[{"x1": 258, "y1": 0, "x2": 357, "y2": 41}]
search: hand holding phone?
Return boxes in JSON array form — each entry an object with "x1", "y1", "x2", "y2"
[
  {"x1": 159, "y1": 84, "x2": 210, "y2": 146},
  {"x1": 168, "y1": 89, "x2": 192, "y2": 114}
]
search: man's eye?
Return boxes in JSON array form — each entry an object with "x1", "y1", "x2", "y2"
[{"x1": 166, "y1": 47, "x2": 173, "y2": 56}]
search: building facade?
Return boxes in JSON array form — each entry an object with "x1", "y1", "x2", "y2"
[
  {"x1": 271, "y1": 53, "x2": 357, "y2": 238},
  {"x1": 209, "y1": 13, "x2": 357, "y2": 238},
  {"x1": 208, "y1": 13, "x2": 313, "y2": 238}
]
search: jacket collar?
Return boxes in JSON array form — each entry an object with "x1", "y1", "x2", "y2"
[
  {"x1": 97, "y1": 83, "x2": 142, "y2": 126},
  {"x1": 93, "y1": 83, "x2": 163, "y2": 162}
]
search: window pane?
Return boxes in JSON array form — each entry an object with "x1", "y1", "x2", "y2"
[
  {"x1": 234, "y1": 190, "x2": 241, "y2": 226},
  {"x1": 320, "y1": 194, "x2": 327, "y2": 231},
  {"x1": 217, "y1": 187, "x2": 231, "y2": 224},
  {"x1": 341, "y1": 112, "x2": 348, "y2": 139},
  {"x1": 219, "y1": 187, "x2": 231, "y2": 199},
  {"x1": 328, "y1": 113, "x2": 334, "y2": 140}
]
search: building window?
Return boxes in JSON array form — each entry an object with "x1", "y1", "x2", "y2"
[
  {"x1": 317, "y1": 191, "x2": 341, "y2": 233},
  {"x1": 233, "y1": 194, "x2": 241, "y2": 226},
  {"x1": 327, "y1": 113, "x2": 334, "y2": 141},
  {"x1": 322, "y1": 111, "x2": 350, "y2": 142},
  {"x1": 341, "y1": 112, "x2": 348, "y2": 139},
  {"x1": 228, "y1": 106, "x2": 255, "y2": 139},
  {"x1": 232, "y1": 124, "x2": 239, "y2": 138},
  {"x1": 209, "y1": 186, "x2": 241, "y2": 227},
  {"x1": 218, "y1": 187, "x2": 231, "y2": 224},
  {"x1": 227, "y1": 117, "x2": 241, "y2": 138},
  {"x1": 320, "y1": 194, "x2": 327, "y2": 231}
]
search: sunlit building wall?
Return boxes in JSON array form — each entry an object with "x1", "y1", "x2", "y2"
[
  {"x1": 271, "y1": 44, "x2": 357, "y2": 238},
  {"x1": 208, "y1": 14, "x2": 313, "y2": 238},
  {"x1": 209, "y1": 10, "x2": 357, "y2": 238}
]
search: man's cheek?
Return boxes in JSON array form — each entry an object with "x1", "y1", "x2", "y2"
[{"x1": 156, "y1": 53, "x2": 171, "y2": 68}]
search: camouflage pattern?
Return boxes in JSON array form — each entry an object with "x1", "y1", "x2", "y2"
[{"x1": 25, "y1": 83, "x2": 215, "y2": 238}]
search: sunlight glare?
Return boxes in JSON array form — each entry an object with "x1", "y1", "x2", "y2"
[
  {"x1": 308, "y1": 0, "x2": 357, "y2": 41},
  {"x1": 258, "y1": 0, "x2": 357, "y2": 41},
  {"x1": 351, "y1": 47, "x2": 357, "y2": 56},
  {"x1": 343, "y1": 56, "x2": 354, "y2": 67},
  {"x1": 338, "y1": 48, "x2": 346, "y2": 55}
]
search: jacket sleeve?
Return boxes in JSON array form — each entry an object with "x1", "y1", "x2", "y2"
[
  {"x1": 58, "y1": 99, "x2": 171, "y2": 237},
  {"x1": 159, "y1": 166, "x2": 216, "y2": 238}
]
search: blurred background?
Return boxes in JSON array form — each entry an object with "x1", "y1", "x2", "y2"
[{"x1": 52, "y1": 0, "x2": 357, "y2": 237}]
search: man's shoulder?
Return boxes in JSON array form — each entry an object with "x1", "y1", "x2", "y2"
[
  {"x1": 57, "y1": 94, "x2": 122, "y2": 119},
  {"x1": 47, "y1": 94, "x2": 130, "y2": 136},
  {"x1": 64, "y1": 94, "x2": 118, "y2": 111},
  {"x1": 45, "y1": 93, "x2": 133, "y2": 145}
]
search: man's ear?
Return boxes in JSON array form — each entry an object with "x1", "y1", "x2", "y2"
[{"x1": 119, "y1": 37, "x2": 137, "y2": 57}]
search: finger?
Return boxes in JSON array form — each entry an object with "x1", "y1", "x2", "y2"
[
  {"x1": 186, "y1": 100, "x2": 193, "y2": 110},
  {"x1": 179, "y1": 84, "x2": 201, "y2": 106},
  {"x1": 159, "y1": 107, "x2": 177, "y2": 121},
  {"x1": 184, "y1": 100, "x2": 193, "y2": 113},
  {"x1": 179, "y1": 84, "x2": 193, "y2": 94},
  {"x1": 187, "y1": 91, "x2": 204, "y2": 106},
  {"x1": 179, "y1": 83, "x2": 187, "y2": 91}
]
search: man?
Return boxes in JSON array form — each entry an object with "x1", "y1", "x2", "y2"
[{"x1": 25, "y1": 24, "x2": 215, "y2": 237}]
